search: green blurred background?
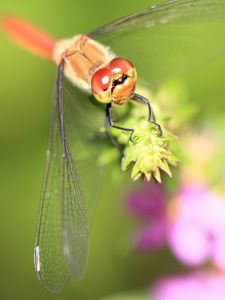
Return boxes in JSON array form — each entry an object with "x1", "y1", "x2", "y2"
[{"x1": 1, "y1": 1, "x2": 225, "y2": 299}]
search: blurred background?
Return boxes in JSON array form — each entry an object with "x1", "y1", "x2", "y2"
[{"x1": 1, "y1": 0, "x2": 225, "y2": 299}]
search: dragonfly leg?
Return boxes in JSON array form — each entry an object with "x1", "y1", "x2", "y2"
[
  {"x1": 105, "y1": 103, "x2": 135, "y2": 141},
  {"x1": 105, "y1": 117, "x2": 124, "y2": 154},
  {"x1": 131, "y1": 93, "x2": 162, "y2": 136}
]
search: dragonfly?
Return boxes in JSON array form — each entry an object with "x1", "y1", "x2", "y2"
[{"x1": 3, "y1": 0, "x2": 225, "y2": 293}]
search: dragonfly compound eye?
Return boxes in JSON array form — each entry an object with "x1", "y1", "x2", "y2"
[
  {"x1": 109, "y1": 58, "x2": 137, "y2": 105},
  {"x1": 91, "y1": 67, "x2": 113, "y2": 103}
]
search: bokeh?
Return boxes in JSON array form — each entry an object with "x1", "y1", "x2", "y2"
[{"x1": 1, "y1": 1, "x2": 225, "y2": 300}]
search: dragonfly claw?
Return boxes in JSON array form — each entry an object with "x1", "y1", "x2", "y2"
[
  {"x1": 150, "y1": 121, "x2": 162, "y2": 136},
  {"x1": 129, "y1": 130, "x2": 135, "y2": 142}
]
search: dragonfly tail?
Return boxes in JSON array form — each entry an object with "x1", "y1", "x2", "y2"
[{"x1": 2, "y1": 15, "x2": 56, "y2": 60}]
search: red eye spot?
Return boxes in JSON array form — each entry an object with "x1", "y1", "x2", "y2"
[
  {"x1": 91, "y1": 67, "x2": 112, "y2": 94},
  {"x1": 109, "y1": 57, "x2": 134, "y2": 74}
]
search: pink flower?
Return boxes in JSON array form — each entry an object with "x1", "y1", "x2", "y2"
[
  {"x1": 126, "y1": 183, "x2": 167, "y2": 250},
  {"x1": 167, "y1": 184, "x2": 225, "y2": 270},
  {"x1": 126, "y1": 182, "x2": 225, "y2": 270},
  {"x1": 151, "y1": 272, "x2": 225, "y2": 300}
]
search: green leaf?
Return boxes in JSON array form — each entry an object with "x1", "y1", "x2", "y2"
[
  {"x1": 121, "y1": 121, "x2": 179, "y2": 182},
  {"x1": 99, "y1": 291, "x2": 149, "y2": 300}
]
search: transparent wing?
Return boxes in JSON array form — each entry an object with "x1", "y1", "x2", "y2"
[
  {"x1": 34, "y1": 62, "x2": 105, "y2": 293},
  {"x1": 89, "y1": 0, "x2": 225, "y2": 87}
]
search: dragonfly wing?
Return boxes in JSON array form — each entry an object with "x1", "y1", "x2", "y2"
[
  {"x1": 34, "y1": 62, "x2": 105, "y2": 293},
  {"x1": 34, "y1": 65, "x2": 70, "y2": 292},
  {"x1": 89, "y1": 0, "x2": 225, "y2": 87}
]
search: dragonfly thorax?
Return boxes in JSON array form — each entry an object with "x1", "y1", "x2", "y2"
[
  {"x1": 53, "y1": 35, "x2": 115, "y2": 92},
  {"x1": 53, "y1": 35, "x2": 137, "y2": 105}
]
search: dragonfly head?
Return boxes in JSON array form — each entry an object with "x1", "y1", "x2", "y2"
[{"x1": 91, "y1": 57, "x2": 137, "y2": 105}]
